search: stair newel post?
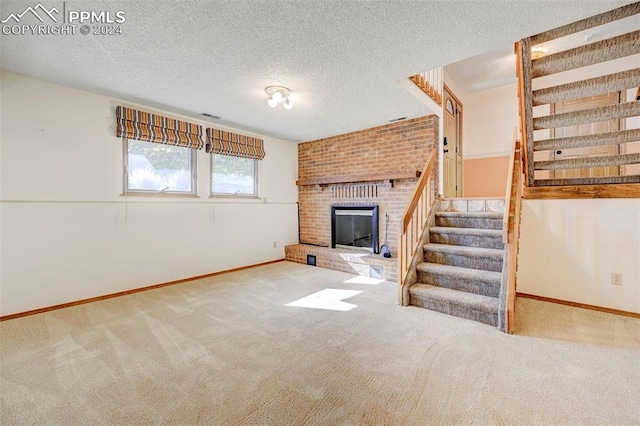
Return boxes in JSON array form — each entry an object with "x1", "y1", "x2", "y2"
[
  {"x1": 516, "y1": 38, "x2": 535, "y2": 187},
  {"x1": 428, "y1": 69, "x2": 434, "y2": 99}
]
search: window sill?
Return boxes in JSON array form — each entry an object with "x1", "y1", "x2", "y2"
[
  {"x1": 120, "y1": 192, "x2": 200, "y2": 198},
  {"x1": 210, "y1": 194, "x2": 260, "y2": 200}
]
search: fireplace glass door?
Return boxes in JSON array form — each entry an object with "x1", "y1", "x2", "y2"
[{"x1": 331, "y1": 206, "x2": 379, "y2": 253}]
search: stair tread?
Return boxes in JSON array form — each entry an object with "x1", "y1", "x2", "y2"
[
  {"x1": 424, "y1": 243, "x2": 504, "y2": 259},
  {"x1": 410, "y1": 284, "x2": 499, "y2": 313},
  {"x1": 533, "y1": 129, "x2": 640, "y2": 151},
  {"x1": 416, "y1": 262, "x2": 502, "y2": 283},
  {"x1": 533, "y1": 100, "x2": 640, "y2": 130},
  {"x1": 531, "y1": 31, "x2": 640, "y2": 78},
  {"x1": 535, "y1": 175, "x2": 640, "y2": 186},
  {"x1": 532, "y1": 69, "x2": 640, "y2": 106},
  {"x1": 534, "y1": 153, "x2": 640, "y2": 170},
  {"x1": 435, "y1": 211, "x2": 503, "y2": 219},
  {"x1": 430, "y1": 227, "x2": 503, "y2": 236}
]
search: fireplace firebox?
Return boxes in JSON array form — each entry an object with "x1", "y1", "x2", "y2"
[{"x1": 331, "y1": 205, "x2": 379, "y2": 253}]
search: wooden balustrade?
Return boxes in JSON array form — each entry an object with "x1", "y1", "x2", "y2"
[
  {"x1": 409, "y1": 68, "x2": 443, "y2": 106},
  {"x1": 516, "y1": 3, "x2": 640, "y2": 191},
  {"x1": 398, "y1": 151, "x2": 437, "y2": 301}
]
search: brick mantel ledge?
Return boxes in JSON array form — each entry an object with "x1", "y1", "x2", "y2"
[{"x1": 296, "y1": 170, "x2": 421, "y2": 186}]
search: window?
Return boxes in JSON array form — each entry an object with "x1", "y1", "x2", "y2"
[
  {"x1": 124, "y1": 138, "x2": 196, "y2": 195},
  {"x1": 211, "y1": 154, "x2": 258, "y2": 196}
]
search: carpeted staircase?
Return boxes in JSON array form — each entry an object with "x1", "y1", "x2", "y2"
[{"x1": 409, "y1": 206, "x2": 505, "y2": 326}]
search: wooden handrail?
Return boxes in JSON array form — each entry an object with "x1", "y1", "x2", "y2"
[
  {"x1": 504, "y1": 137, "x2": 524, "y2": 334},
  {"x1": 398, "y1": 150, "x2": 437, "y2": 301},
  {"x1": 503, "y1": 127, "x2": 519, "y2": 243}
]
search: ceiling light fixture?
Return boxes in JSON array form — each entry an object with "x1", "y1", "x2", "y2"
[{"x1": 265, "y1": 86, "x2": 293, "y2": 110}]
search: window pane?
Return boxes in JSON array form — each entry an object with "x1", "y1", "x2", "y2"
[
  {"x1": 127, "y1": 139, "x2": 192, "y2": 192},
  {"x1": 212, "y1": 154, "x2": 256, "y2": 195}
]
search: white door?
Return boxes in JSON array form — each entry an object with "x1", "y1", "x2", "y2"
[{"x1": 443, "y1": 87, "x2": 463, "y2": 197}]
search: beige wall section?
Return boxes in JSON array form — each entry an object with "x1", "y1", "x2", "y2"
[
  {"x1": 0, "y1": 71, "x2": 299, "y2": 316},
  {"x1": 463, "y1": 83, "x2": 518, "y2": 159},
  {"x1": 518, "y1": 199, "x2": 640, "y2": 314},
  {"x1": 463, "y1": 156, "x2": 510, "y2": 197},
  {"x1": 460, "y1": 84, "x2": 518, "y2": 195}
]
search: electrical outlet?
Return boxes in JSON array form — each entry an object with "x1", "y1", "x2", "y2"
[
  {"x1": 273, "y1": 241, "x2": 277, "y2": 248},
  {"x1": 611, "y1": 273, "x2": 623, "y2": 286}
]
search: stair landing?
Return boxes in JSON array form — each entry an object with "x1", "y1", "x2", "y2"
[{"x1": 439, "y1": 197, "x2": 505, "y2": 214}]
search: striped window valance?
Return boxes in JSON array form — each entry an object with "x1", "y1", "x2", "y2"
[
  {"x1": 116, "y1": 106, "x2": 204, "y2": 149},
  {"x1": 206, "y1": 128, "x2": 265, "y2": 160}
]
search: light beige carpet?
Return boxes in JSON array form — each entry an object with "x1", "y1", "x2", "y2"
[{"x1": 1, "y1": 261, "x2": 639, "y2": 425}]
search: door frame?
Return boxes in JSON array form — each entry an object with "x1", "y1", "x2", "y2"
[{"x1": 443, "y1": 83, "x2": 463, "y2": 197}]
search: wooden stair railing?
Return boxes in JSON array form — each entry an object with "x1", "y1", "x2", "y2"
[
  {"x1": 515, "y1": 2, "x2": 640, "y2": 193},
  {"x1": 500, "y1": 132, "x2": 523, "y2": 333},
  {"x1": 398, "y1": 150, "x2": 437, "y2": 304},
  {"x1": 409, "y1": 68, "x2": 443, "y2": 106}
]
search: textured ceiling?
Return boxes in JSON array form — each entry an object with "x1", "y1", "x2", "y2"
[
  {"x1": 444, "y1": 13, "x2": 640, "y2": 94},
  {"x1": 0, "y1": 0, "x2": 635, "y2": 142}
]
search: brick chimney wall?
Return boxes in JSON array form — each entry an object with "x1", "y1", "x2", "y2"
[{"x1": 296, "y1": 115, "x2": 439, "y2": 257}]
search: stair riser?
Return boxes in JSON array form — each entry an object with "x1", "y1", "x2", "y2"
[
  {"x1": 410, "y1": 296, "x2": 498, "y2": 326},
  {"x1": 435, "y1": 217, "x2": 503, "y2": 230},
  {"x1": 429, "y1": 232, "x2": 504, "y2": 249},
  {"x1": 425, "y1": 251, "x2": 503, "y2": 272},
  {"x1": 417, "y1": 271, "x2": 500, "y2": 298}
]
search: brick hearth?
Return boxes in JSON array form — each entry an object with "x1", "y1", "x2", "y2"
[{"x1": 285, "y1": 244, "x2": 398, "y2": 282}]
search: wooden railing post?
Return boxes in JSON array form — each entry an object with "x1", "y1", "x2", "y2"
[
  {"x1": 515, "y1": 40, "x2": 534, "y2": 187},
  {"x1": 398, "y1": 151, "x2": 437, "y2": 304}
]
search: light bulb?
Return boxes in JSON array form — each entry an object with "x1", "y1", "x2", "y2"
[
  {"x1": 272, "y1": 91, "x2": 283, "y2": 103},
  {"x1": 268, "y1": 98, "x2": 278, "y2": 108},
  {"x1": 283, "y1": 97, "x2": 293, "y2": 110}
]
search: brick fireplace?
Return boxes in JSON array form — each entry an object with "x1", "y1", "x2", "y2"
[{"x1": 285, "y1": 115, "x2": 439, "y2": 282}]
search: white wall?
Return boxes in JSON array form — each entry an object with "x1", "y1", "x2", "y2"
[
  {"x1": 0, "y1": 71, "x2": 299, "y2": 316},
  {"x1": 518, "y1": 199, "x2": 640, "y2": 314},
  {"x1": 463, "y1": 83, "x2": 518, "y2": 159},
  {"x1": 443, "y1": 70, "x2": 466, "y2": 106}
]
